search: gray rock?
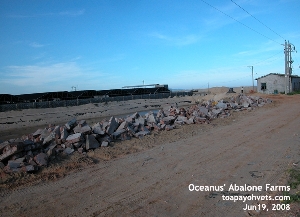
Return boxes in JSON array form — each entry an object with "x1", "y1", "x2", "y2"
[
  {"x1": 65, "y1": 118, "x2": 77, "y2": 130},
  {"x1": 34, "y1": 153, "x2": 48, "y2": 166},
  {"x1": 216, "y1": 102, "x2": 227, "y2": 109},
  {"x1": 106, "y1": 116, "x2": 119, "y2": 135},
  {"x1": 66, "y1": 133, "x2": 82, "y2": 143},
  {"x1": 73, "y1": 124, "x2": 91, "y2": 134},
  {"x1": 64, "y1": 147, "x2": 74, "y2": 155},
  {"x1": 92, "y1": 123, "x2": 105, "y2": 135},
  {"x1": 24, "y1": 165, "x2": 38, "y2": 172},
  {"x1": 101, "y1": 141, "x2": 109, "y2": 147},
  {"x1": 85, "y1": 135, "x2": 100, "y2": 150},
  {"x1": 176, "y1": 116, "x2": 188, "y2": 123},
  {"x1": 60, "y1": 127, "x2": 69, "y2": 141}
]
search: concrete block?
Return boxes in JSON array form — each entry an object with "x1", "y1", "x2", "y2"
[
  {"x1": 101, "y1": 141, "x2": 109, "y2": 147},
  {"x1": 135, "y1": 116, "x2": 145, "y2": 125},
  {"x1": 130, "y1": 112, "x2": 140, "y2": 120},
  {"x1": 78, "y1": 120, "x2": 86, "y2": 126},
  {"x1": 33, "y1": 129, "x2": 44, "y2": 137},
  {"x1": 66, "y1": 133, "x2": 82, "y2": 143},
  {"x1": 176, "y1": 116, "x2": 188, "y2": 123},
  {"x1": 0, "y1": 141, "x2": 9, "y2": 155},
  {"x1": 127, "y1": 126, "x2": 137, "y2": 136},
  {"x1": 242, "y1": 102, "x2": 249, "y2": 108},
  {"x1": 157, "y1": 109, "x2": 166, "y2": 118},
  {"x1": 73, "y1": 124, "x2": 91, "y2": 134},
  {"x1": 187, "y1": 117, "x2": 195, "y2": 124},
  {"x1": 198, "y1": 106, "x2": 208, "y2": 115},
  {"x1": 60, "y1": 127, "x2": 69, "y2": 141},
  {"x1": 165, "y1": 125, "x2": 174, "y2": 131},
  {"x1": 23, "y1": 165, "x2": 38, "y2": 172},
  {"x1": 174, "y1": 120, "x2": 184, "y2": 125},
  {"x1": 112, "y1": 129, "x2": 126, "y2": 139},
  {"x1": 106, "y1": 116, "x2": 119, "y2": 135},
  {"x1": 7, "y1": 159, "x2": 23, "y2": 169},
  {"x1": 65, "y1": 118, "x2": 77, "y2": 130},
  {"x1": 92, "y1": 123, "x2": 105, "y2": 135},
  {"x1": 43, "y1": 131, "x2": 56, "y2": 145},
  {"x1": 102, "y1": 121, "x2": 109, "y2": 130},
  {"x1": 146, "y1": 113, "x2": 157, "y2": 124},
  {"x1": 46, "y1": 143, "x2": 57, "y2": 157},
  {"x1": 0, "y1": 142, "x2": 24, "y2": 161},
  {"x1": 34, "y1": 153, "x2": 48, "y2": 166},
  {"x1": 40, "y1": 128, "x2": 51, "y2": 140},
  {"x1": 64, "y1": 147, "x2": 74, "y2": 155},
  {"x1": 136, "y1": 131, "x2": 150, "y2": 136},
  {"x1": 85, "y1": 135, "x2": 100, "y2": 150},
  {"x1": 116, "y1": 121, "x2": 129, "y2": 131}
]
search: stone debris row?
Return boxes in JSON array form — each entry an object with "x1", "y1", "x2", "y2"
[{"x1": 0, "y1": 94, "x2": 272, "y2": 173}]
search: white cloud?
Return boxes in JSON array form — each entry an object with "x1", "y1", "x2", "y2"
[
  {"x1": 0, "y1": 61, "x2": 125, "y2": 94},
  {"x1": 150, "y1": 32, "x2": 200, "y2": 46},
  {"x1": 8, "y1": 9, "x2": 85, "y2": 18},
  {"x1": 59, "y1": 9, "x2": 85, "y2": 17},
  {"x1": 29, "y1": 42, "x2": 46, "y2": 48},
  {"x1": 3, "y1": 62, "x2": 83, "y2": 87}
]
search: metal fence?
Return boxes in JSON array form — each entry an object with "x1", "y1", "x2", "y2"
[{"x1": 0, "y1": 91, "x2": 192, "y2": 112}]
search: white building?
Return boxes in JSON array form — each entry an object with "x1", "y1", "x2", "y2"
[{"x1": 256, "y1": 73, "x2": 300, "y2": 94}]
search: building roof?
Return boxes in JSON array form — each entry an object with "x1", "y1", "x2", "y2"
[{"x1": 255, "y1": 73, "x2": 300, "y2": 80}]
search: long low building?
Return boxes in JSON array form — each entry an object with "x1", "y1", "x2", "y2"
[{"x1": 0, "y1": 84, "x2": 170, "y2": 104}]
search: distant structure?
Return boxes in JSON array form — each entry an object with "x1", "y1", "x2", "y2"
[
  {"x1": 255, "y1": 73, "x2": 300, "y2": 94},
  {"x1": 227, "y1": 88, "x2": 236, "y2": 93},
  {"x1": 0, "y1": 84, "x2": 170, "y2": 104}
]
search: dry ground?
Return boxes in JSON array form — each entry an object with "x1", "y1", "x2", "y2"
[{"x1": 0, "y1": 91, "x2": 300, "y2": 216}]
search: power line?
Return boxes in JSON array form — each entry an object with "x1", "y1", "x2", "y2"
[
  {"x1": 252, "y1": 51, "x2": 282, "y2": 66},
  {"x1": 231, "y1": 0, "x2": 285, "y2": 41},
  {"x1": 200, "y1": 0, "x2": 281, "y2": 45}
]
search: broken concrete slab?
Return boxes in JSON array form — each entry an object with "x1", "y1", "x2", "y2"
[
  {"x1": 146, "y1": 112, "x2": 157, "y2": 124},
  {"x1": 0, "y1": 142, "x2": 24, "y2": 161},
  {"x1": 32, "y1": 129, "x2": 44, "y2": 137},
  {"x1": 22, "y1": 165, "x2": 38, "y2": 172},
  {"x1": 64, "y1": 147, "x2": 74, "y2": 155},
  {"x1": 92, "y1": 123, "x2": 105, "y2": 135},
  {"x1": 60, "y1": 127, "x2": 69, "y2": 141},
  {"x1": 34, "y1": 153, "x2": 48, "y2": 166},
  {"x1": 106, "y1": 116, "x2": 119, "y2": 135},
  {"x1": 116, "y1": 121, "x2": 129, "y2": 132},
  {"x1": 136, "y1": 131, "x2": 150, "y2": 137},
  {"x1": 85, "y1": 135, "x2": 100, "y2": 150},
  {"x1": 101, "y1": 141, "x2": 109, "y2": 147},
  {"x1": 65, "y1": 118, "x2": 77, "y2": 130},
  {"x1": 112, "y1": 129, "x2": 127, "y2": 140},
  {"x1": 135, "y1": 116, "x2": 145, "y2": 125},
  {"x1": 7, "y1": 159, "x2": 24, "y2": 169},
  {"x1": 66, "y1": 133, "x2": 82, "y2": 143},
  {"x1": 176, "y1": 116, "x2": 188, "y2": 123},
  {"x1": 73, "y1": 124, "x2": 91, "y2": 134}
]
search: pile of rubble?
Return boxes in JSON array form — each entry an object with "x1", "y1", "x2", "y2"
[{"x1": 0, "y1": 94, "x2": 272, "y2": 173}]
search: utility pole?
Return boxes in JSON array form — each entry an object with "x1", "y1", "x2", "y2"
[
  {"x1": 248, "y1": 66, "x2": 254, "y2": 91},
  {"x1": 207, "y1": 82, "x2": 209, "y2": 94},
  {"x1": 283, "y1": 40, "x2": 297, "y2": 94}
]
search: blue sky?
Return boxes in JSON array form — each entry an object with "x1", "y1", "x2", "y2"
[{"x1": 0, "y1": 0, "x2": 299, "y2": 94}]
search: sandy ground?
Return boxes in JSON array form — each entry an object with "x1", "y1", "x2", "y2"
[{"x1": 0, "y1": 90, "x2": 300, "y2": 216}]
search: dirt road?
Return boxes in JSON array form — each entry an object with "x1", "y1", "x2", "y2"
[{"x1": 1, "y1": 94, "x2": 300, "y2": 216}]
